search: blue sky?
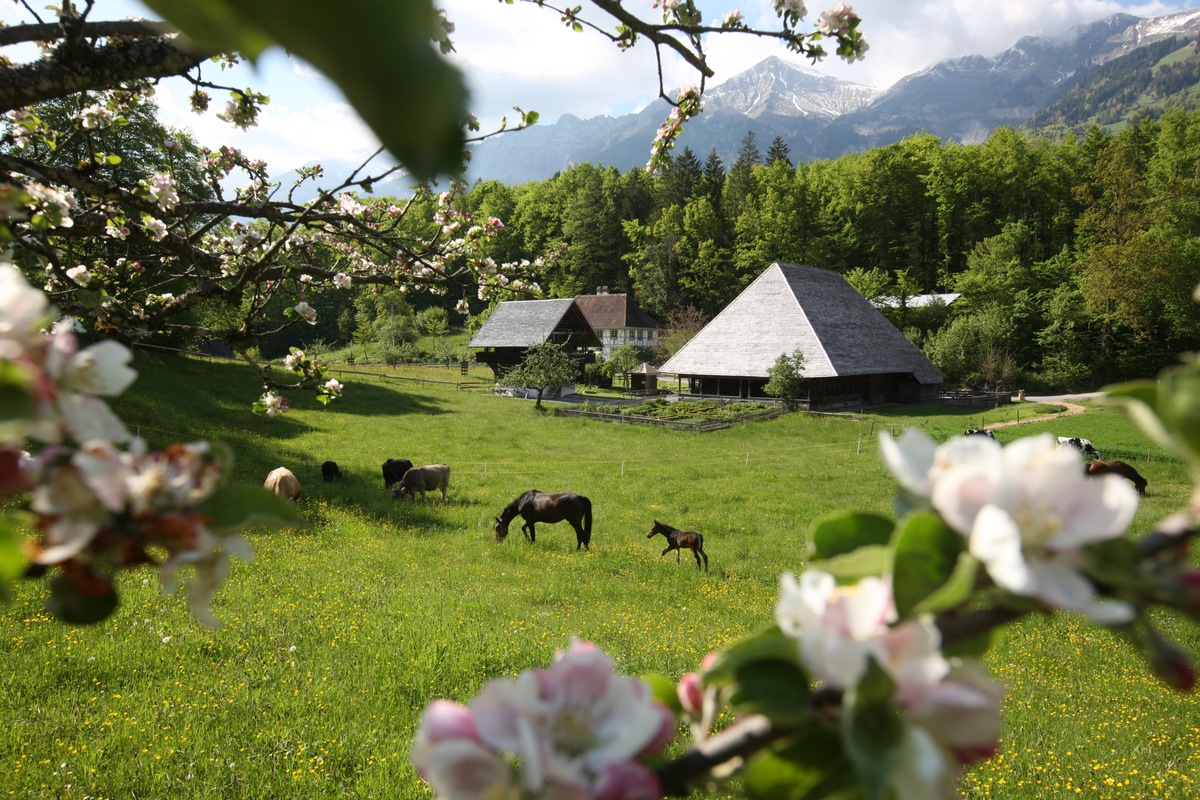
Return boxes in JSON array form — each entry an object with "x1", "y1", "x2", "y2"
[{"x1": 4, "y1": 0, "x2": 1197, "y2": 176}]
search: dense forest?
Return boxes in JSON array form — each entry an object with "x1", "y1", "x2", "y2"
[{"x1": 274, "y1": 108, "x2": 1200, "y2": 393}]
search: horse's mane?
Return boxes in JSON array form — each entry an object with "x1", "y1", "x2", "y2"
[{"x1": 503, "y1": 489, "x2": 542, "y2": 516}]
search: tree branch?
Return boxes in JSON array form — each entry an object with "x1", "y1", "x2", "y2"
[{"x1": 0, "y1": 31, "x2": 215, "y2": 112}]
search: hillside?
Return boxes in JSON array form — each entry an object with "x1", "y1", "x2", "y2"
[{"x1": 1028, "y1": 36, "x2": 1200, "y2": 131}]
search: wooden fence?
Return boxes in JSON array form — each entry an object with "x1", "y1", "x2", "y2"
[{"x1": 553, "y1": 405, "x2": 786, "y2": 432}]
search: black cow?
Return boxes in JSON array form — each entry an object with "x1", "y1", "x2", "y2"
[
  {"x1": 321, "y1": 461, "x2": 342, "y2": 482},
  {"x1": 382, "y1": 458, "x2": 414, "y2": 488}
]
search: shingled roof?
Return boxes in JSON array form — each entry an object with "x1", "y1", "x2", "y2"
[
  {"x1": 659, "y1": 263, "x2": 943, "y2": 385},
  {"x1": 573, "y1": 293, "x2": 659, "y2": 330},
  {"x1": 468, "y1": 298, "x2": 601, "y2": 349}
]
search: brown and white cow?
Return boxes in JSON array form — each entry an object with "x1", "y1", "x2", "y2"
[
  {"x1": 264, "y1": 467, "x2": 301, "y2": 502},
  {"x1": 390, "y1": 463, "x2": 450, "y2": 501}
]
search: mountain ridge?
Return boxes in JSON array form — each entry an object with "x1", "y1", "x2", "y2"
[{"x1": 463, "y1": 8, "x2": 1200, "y2": 184}]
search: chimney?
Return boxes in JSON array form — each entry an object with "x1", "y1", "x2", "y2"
[{"x1": 596, "y1": 286, "x2": 608, "y2": 295}]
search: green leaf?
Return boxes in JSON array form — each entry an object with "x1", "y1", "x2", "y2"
[
  {"x1": 46, "y1": 575, "x2": 119, "y2": 625},
  {"x1": 815, "y1": 545, "x2": 891, "y2": 584},
  {"x1": 744, "y1": 727, "x2": 863, "y2": 800},
  {"x1": 0, "y1": 359, "x2": 35, "y2": 422},
  {"x1": 642, "y1": 673, "x2": 681, "y2": 713},
  {"x1": 890, "y1": 511, "x2": 966, "y2": 618},
  {"x1": 810, "y1": 512, "x2": 894, "y2": 560},
  {"x1": 198, "y1": 485, "x2": 305, "y2": 534},
  {"x1": 912, "y1": 553, "x2": 979, "y2": 617},
  {"x1": 144, "y1": 0, "x2": 469, "y2": 180},
  {"x1": 1158, "y1": 365, "x2": 1200, "y2": 464},
  {"x1": 1083, "y1": 537, "x2": 1146, "y2": 589},
  {"x1": 843, "y1": 658, "x2": 904, "y2": 800},
  {"x1": 705, "y1": 625, "x2": 800, "y2": 687},
  {"x1": 1103, "y1": 379, "x2": 1176, "y2": 454},
  {"x1": 728, "y1": 658, "x2": 813, "y2": 724},
  {"x1": 705, "y1": 626, "x2": 811, "y2": 723},
  {"x1": 105, "y1": 154, "x2": 122, "y2": 165}
]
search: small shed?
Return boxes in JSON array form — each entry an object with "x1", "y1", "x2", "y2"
[
  {"x1": 469, "y1": 298, "x2": 601, "y2": 380},
  {"x1": 626, "y1": 362, "x2": 659, "y2": 394}
]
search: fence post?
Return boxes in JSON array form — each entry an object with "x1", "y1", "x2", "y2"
[
  {"x1": 857, "y1": 435, "x2": 862, "y2": 455},
  {"x1": 745, "y1": 452, "x2": 749, "y2": 466},
  {"x1": 621, "y1": 461, "x2": 625, "y2": 478},
  {"x1": 869, "y1": 421, "x2": 875, "y2": 436}
]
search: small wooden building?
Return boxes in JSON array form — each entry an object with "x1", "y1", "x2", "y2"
[
  {"x1": 469, "y1": 298, "x2": 601, "y2": 380},
  {"x1": 626, "y1": 362, "x2": 659, "y2": 394},
  {"x1": 658, "y1": 262, "x2": 943, "y2": 408}
]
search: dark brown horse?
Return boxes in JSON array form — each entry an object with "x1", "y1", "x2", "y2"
[
  {"x1": 494, "y1": 489, "x2": 593, "y2": 549},
  {"x1": 1085, "y1": 460, "x2": 1148, "y2": 496},
  {"x1": 647, "y1": 520, "x2": 708, "y2": 571}
]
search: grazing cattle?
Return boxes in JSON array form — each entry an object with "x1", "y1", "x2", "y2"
[
  {"x1": 1086, "y1": 460, "x2": 1148, "y2": 496},
  {"x1": 964, "y1": 429, "x2": 996, "y2": 440},
  {"x1": 264, "y1": 467, "x2": 301, "y2": 502},
  {"x1": 1057, "y1": 437, "x2": 1100, "y2": 460},
  {"x1": 391, "y1": 463, "x2": 450, "y2": 501},
  {"x1": 382, "y1": 458, "x2": 414, "y2": 488},
  {"x1": 321, "y1": 460, "x2": 342, "y2": 482}
]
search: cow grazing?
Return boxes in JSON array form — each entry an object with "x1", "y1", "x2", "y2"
[
  {"x1": 382, "y1": 458, "x2": 414, "y2": 488},
  {"x1": 964, "y1": 429, "x2": 996, "y2": 440},
  {"x1": 321, "y1": 460, "x2": 342, "y2": 482},
  {"x1": 264, "y1": 467, "x2": 301, "y2": 502},
  {"x1": 391, "y1": 463, "x2": 450, "y2": 501},
  {"x1": 1057, "y1": 437, "x2": 1100, "y2": 460}
]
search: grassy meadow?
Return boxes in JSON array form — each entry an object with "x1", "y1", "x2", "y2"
[{"x1": 1, "y1": 353, "x2": 1198, "y2": 799}]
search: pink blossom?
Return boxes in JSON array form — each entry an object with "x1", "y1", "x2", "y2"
[{"x1": 333, "y1": 272, "x2": 352, "y2": 289}]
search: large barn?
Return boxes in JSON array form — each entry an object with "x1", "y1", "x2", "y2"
[
  {"x1": 468, "y1": 298, "x2": 601, "y2": 380},
  {"x1": 658, "y1": 262, "x2": 944, "y2": 408}
]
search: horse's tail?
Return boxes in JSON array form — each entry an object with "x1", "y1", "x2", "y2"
[{"x1": 582, "y1": 496, "x2": 593, "y2": 546}]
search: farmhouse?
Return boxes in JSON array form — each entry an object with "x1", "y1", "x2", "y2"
[
  {"x1": 468, "y1": 298, "x2": 601, "y2": 380},
  {"x1": 573, "y1": 288, "x2": 661, "y2": 359},
  {"x1": 658, "y1": 262, "x2": 944, "y2": 408}
]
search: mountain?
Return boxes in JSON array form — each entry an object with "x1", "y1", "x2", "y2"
[
  {"x1": 464, "y1": 58, "x2": 879, "y2": 184},
  {"x1": 465, "y1": 9, "x2": 1200, "y2": 184},
  {"x1": 1028, "y1": 35, "x2": 1200, "y2": 131}
]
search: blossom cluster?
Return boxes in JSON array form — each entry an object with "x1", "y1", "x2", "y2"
[
  {"x1": 881, "y1": 431, "x2": 1139, "y2": 622},
  {"x1": 411, "y1": 641, "x2": 672, "y2": 800},
  {"x1": 0, "y1": 262, "x2": 254, "y2": 626},
  {"x1": 776, "y1": 570, "x2": 1003, "y2": 799}
]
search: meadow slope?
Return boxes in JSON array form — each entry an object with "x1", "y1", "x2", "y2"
[{"x1": 1, "y1": 353, "x2": 1196, "y2": 799}]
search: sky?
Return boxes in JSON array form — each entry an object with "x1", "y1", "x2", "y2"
[{"x1": 5, "y1": 0, "x2": 1199, "y2": 176}]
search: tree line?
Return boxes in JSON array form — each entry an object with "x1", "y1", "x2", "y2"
[{"x1": 433, "y1": 110, "x2": 1200, "y2": 391}]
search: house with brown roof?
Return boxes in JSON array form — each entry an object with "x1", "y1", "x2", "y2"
[
  {"x1": 573, "y1": 288, "x2": 660, "y2": 360},
  {"x1": 657, "y1": 263, "x2": 944, "y2": 408},
  {"x1": 468, "y1": 298, "x2": 601, "y2": 381}
]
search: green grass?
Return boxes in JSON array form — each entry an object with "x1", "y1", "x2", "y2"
[{"x1": 1, "y1": 353, "x2": 1197, "y2": 799}]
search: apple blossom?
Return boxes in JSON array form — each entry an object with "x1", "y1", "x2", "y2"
[
  {"x1": 143, "y1": 216, "x2": 168, "y2": 241},
  {"x1": 333, "y1": 272, "x2": 352, "y2": 289},
  {"x1": 416, "y1": 640, "x2": 670, "y2": 800},
  {"x1": 776, "y1": 570, "x2": 1003, "y2": 800},
  {"x1": 881, "y1": 430, "x2": 1140, "y2": 623},
  {"x1": 65, "y1": 265, "x2": 91, "y2": 287},
  {"x1": 293, "y1": 302, "x2": 318, "y2": 325}
]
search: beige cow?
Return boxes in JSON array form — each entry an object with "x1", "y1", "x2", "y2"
[
  {"x1": 264, "y1": 467, "x2": 301, "y2": 502},
  {"x1": 390, "y1": 463, "x2": 450, "y2": 501}
]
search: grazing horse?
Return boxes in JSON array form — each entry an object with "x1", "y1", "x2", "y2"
[
  {"x1": 647, "y1": 520, "x2": 708, "y2": 571},
  {"x1": 964, "y1": 429, "x2": 996, "y2": 440},
  {"x1": 1085, "y1": 460, "x2": 1148, "y2": 496},
  {"x1": 494, "y1": 489, "x2": 593, "y2": 550}
]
